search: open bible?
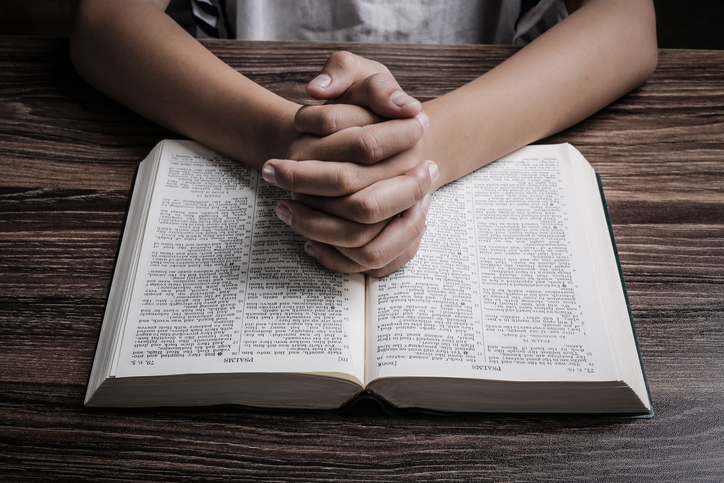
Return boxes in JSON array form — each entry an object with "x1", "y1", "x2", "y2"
[{"x1": 85, "y1": 140, "x2": 652, "y2": 415}]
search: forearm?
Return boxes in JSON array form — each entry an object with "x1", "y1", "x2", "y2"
[
  {"x1": 69, "y1": 0, "x2": 299, "y2": 169},
  {"x1": 424, "y1": 0, "x2": 658, "y2": 188}
]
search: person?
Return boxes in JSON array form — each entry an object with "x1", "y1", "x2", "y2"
[{"x1": 70, "y1": 0, "x2": 658, "y2": 277}]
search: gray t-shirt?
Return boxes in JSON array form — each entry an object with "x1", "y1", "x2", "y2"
[{"x1": 176, "y1": 0, "x2": 568, "y2": 45}]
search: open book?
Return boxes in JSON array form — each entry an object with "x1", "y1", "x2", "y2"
[{"x1": 85, "y1": 140, "x2": 652, "y2": 415}]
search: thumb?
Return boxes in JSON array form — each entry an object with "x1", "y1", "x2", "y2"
[
  {"x1": 306, "y1": 52, "x2": 421, "y2": 119},
  {"x1": 305, "y1": 51, "x2": 374, "y2": 100}
]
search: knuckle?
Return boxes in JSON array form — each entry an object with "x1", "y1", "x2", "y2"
[
  {"x1": 333, "y1": 163, "x2": 362, "y2": 194},
  {"x1": 368, "y1": 72, "x2": 396, "y2": 91},
  {"x1": 358, "y1": 245, "x2": 387, "y2": 270},
  {"x1": 344, "y1": 225, "x2": 377, "y2": 248},
  {"x1": 319, "y1": 109, "x2": 340, "y2": 135},
  {"x1": 355, "y1": 131, "x2": 383, "y2": 164},
  {"x1": 296, "y1": 105, "x2": 339, "y2": 135},
  {"x1": 329, "y1": 50, "x2": 358, "y2": 70},
  {"x1": 352, "y1": 195, "x2": 383, "y2": 224},
  {"x1": 408, "y1": 166, "x2": 430, "y2": 201}
]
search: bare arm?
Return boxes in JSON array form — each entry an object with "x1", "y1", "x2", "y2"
[
  {"x1": 70, "y1": 0, "x2": 427, "y2": 170},
  {"x1": 423, "y1": 0, "x2": 658, "y2": 187},
  {"x1": 70, "y1": 0, "x2": 303, "y2": 169},
  {"x1": 71, "y1": 0, "x2": 658, "y2": 276},
  {"x1": 287, "y1": 0, "x2": 657, "y2": 188},
  {"x1": 267, "y1": 0, "x2": 658, "y2": 275},
  {"x1": 70, "y1": 0, "x2": 433, "y2": 278}
]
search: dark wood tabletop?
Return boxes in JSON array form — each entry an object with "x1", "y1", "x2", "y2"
[{"x1": 1, "y1": 36, "x2": 722, "y2": 481}]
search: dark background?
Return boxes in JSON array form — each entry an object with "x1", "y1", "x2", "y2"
[{"x1": 0, "y1": 0, "x2": 722, "y2": 49}]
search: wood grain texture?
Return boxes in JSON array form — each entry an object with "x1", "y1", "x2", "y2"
[{"x1": 1, "y1": 37, "x2": 722, "y2": 481}]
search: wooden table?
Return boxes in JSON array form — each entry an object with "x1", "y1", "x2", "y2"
[{"x1": 1, "y1": 36, "x2": 722, "y2": 481}]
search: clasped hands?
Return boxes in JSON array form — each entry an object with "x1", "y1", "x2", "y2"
[{"x1": 261, "y1": 52, "x2": 440, "y2": 277}]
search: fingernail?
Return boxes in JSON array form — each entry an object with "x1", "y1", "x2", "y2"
[
  {"x1": 262, "y1": 164, "x2": 276, "y2": 186},
  {"x1": 276, "y1": 203, "x2": 292, "y2": 225},
  {"x1": 391, "y1": 90, "x2": 418, "y2": 108},
  {"x1": 308, "y1": 73, "x2": 331, "y2": 89},
  {"x1": 427, "y1": 161, "x2": 440, "y2": 184},
  {"x1": 420, "y1": 194, "x2": 432, "y2": 214},
  {"x1": 305, "y1": 241, "x2": 319, "y2": 259},
  {"x1": 416, "y1": 112, "x2": 430, "y2": 133}
]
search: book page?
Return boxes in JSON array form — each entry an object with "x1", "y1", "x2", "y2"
[
  {"x1": 114, "y1": 141, "x2": 365, "y2": 384},
  {"x1": 366, "y1": 144, "x2": 617, "y2": 385}
]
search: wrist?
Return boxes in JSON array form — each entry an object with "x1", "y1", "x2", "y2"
[
  {"x1": 227, "y1": 96, "x2": 300, "y2": 170},
  {"x1": 262, "y1": 99, "x2": 302, "y2": 163},
  {"x1": 420, "y1": 93, "x2": 510, "y2": 189},
  {"x1": 416, "y1": 101, "x2": 457, "y2": 191}
]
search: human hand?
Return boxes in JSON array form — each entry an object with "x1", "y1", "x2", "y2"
[
  {"x1": 264, "y1": 136, "x2": 437, "y2": 277},
  {"x1": 264, "y1": 139, "x2": 438, "y2": 277},
  {"x1": 265, "y1": 51, "x2": 439, "y2": 276},
  {"x1": 274, "y1": 159, "x2": 439, "y2": 277},
  {"x1": 285, "y1": 104, "x2": 429, "y2": 166},
  {"x1": 305, "y1": 50, "x2": 422, "y2": 119},
  {"x1": 284, "y1": 50, "x2": 429, "y2": 167}
]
